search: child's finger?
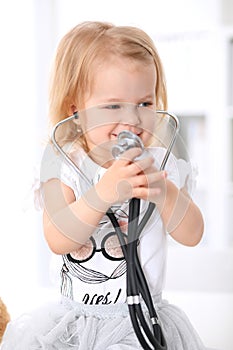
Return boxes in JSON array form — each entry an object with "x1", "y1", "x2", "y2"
[
  {"x1": 117, "y1": 147, "x2": 143, "y2": 164},
  {"x1": 128, "y1": 156, "x2": 155, "y2": 174},
  {"x1": 130, "y1": 171, "x2": 167, "y2": 188}
]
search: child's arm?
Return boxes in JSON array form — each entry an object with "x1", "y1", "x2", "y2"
[
  {"x1": 43, "y1": 179, "x2": 109, "y2": 254},
  {"x1": 43, "y1": 148, "x2": 202, "y2": 254},
  {"x1": 42, "y1": 147, "x2": 159, "y2": 254},
  {"x1": 157, "y1": 180, "x2": 204, "y2": 246},
  {"x1": 135, "y1": 156, "x2": 204, "y2": 246}
]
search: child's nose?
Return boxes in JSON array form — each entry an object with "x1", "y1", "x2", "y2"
[{"x1": 121, "y1": 106, "x2": 141, "y2": 125}]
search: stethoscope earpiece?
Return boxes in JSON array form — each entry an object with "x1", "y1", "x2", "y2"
[{"x1": 73, "y1": 111, "x2": 79, "y2": 119}]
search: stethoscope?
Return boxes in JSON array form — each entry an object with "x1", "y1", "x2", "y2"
[{"x1": 51, "y1": 109, "x2": 180, "y2": 350}]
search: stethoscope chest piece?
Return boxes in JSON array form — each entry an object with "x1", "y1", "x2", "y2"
[{"x1": 112, "y1": 130, "x2": 145, "y2": 160}]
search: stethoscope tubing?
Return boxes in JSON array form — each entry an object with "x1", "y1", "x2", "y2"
[
  {"x1": 51, "y1": 112, "x2": 92, "y2": 186},
  {"x1": 126, "y1": 197, "x2": 167, "y2": 349},
  {"x1": 51, "y1": 109, "x2": 180, "y2": 350}
]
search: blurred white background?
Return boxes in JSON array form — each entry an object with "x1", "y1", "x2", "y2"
[{"x1": 0, "y1": 0, "x2": 233, "y2": 349}]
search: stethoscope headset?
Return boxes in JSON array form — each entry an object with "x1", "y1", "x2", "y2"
[{"x1": 51, "y1": 108, "x2": 180, "y2": 350}]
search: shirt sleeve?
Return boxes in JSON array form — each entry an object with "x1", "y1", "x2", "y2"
[
  {"x1": 151, "y1": 147, "x2": 197, "y2": 196},
  {"x1": 34, "y1": 143, "x2": 79, "y2": 210}
]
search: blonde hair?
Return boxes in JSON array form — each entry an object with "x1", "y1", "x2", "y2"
[{"x1": 48, "y1": 21, "x2": 167, "y2": 147}]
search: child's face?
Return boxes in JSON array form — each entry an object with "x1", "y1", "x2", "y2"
[{"x1": 79, "y1": 58, "x2": 157, "y2": 166}]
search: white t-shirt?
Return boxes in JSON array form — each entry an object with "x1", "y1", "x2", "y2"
[{"x1": 39, "y1": 144, "x2": 194, "y2": 305}]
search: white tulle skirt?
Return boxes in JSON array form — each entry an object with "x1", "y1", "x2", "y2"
[{"x1": 1, "y1": 295, "x2": 207, "y2": 350}]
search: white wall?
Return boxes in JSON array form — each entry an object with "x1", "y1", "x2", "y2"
[{"x1": 0, "y1": 0, "x2": 38, "y2": 296}]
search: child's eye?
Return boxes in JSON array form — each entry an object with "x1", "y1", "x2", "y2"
[
  {"x1": 103, "y1": 104, "x2": 121, "y2": 110},
  {"x1": 138, "y1": 102, "x2": 153, "y2": 108}
]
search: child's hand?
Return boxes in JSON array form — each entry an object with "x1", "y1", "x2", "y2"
[{"x1": 94, "y1": 148, "x2": 167, "y2": 207}]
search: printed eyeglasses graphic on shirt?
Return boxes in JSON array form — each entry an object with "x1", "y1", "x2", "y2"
[
  {"x1": 67, "y1": 232, "x2": 128, "y2": 263},
  {"x1": 67, "y1": 209, "x2": 129, "y2": 263}
]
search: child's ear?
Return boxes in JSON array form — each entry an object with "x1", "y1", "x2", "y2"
[{"x1": 70, "y1": 104, "x2": 78, "y2": 115}]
